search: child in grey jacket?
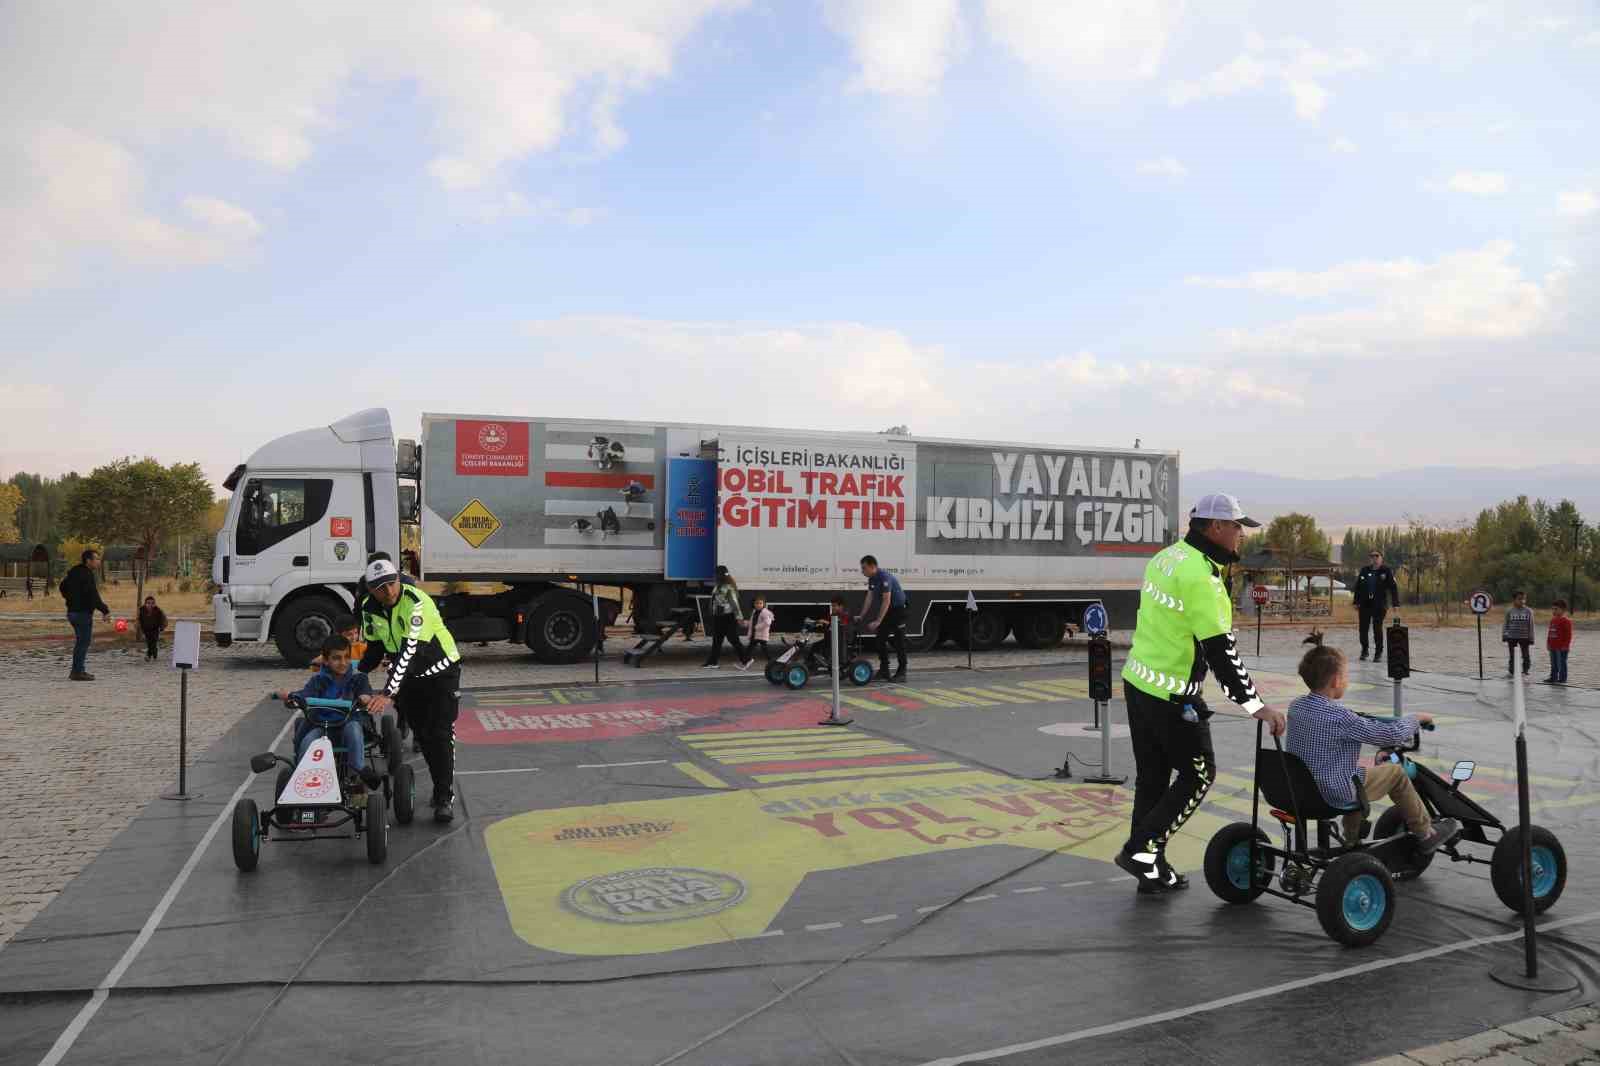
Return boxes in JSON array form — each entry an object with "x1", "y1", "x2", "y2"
[{"x1": 1503, "y1": 591, "x2": 1534, "y2": 676}]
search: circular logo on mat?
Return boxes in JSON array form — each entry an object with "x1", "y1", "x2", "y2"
[
  {"x1": 563, "y1": 867, "x2": 746, "y2": 924},
  {"x1": 477, "y1": 423, "x2": 509, "y2": 452},
  {"x1": 293, "y1": 768, "x2": 335, "y2": 800}
]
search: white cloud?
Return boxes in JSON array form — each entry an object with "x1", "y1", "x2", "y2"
[
  {"x1": 1578, "y1": 29, "x2": 1600, "y2": 47},
  {"x1": 984, "y1": 0, "x2": 1186, "y2": 85},
  {"x1": 1189, "y1": 241, "x2": 1570, "y2": 356},
  {"x1": 1447, "y1": 171, "x2": 1509, "y2": 195},
  {"x1": 0, "y1": 1, "x2": 744, "y2": 288},
  {"x1": 1557, "y1": 189, "x2": 1598, "y2": 218},
  {"x1": 0, "y1": 123, "x2": 262, "y2": 289},
  {"x1": 1136, "y1": 156, "x2": 1188, "y2": 179},
  {"x1": 1330, "y1": 136, "x2": 1358, "y2": 153},
  {"x1": 823, "y1": 0, "x2": 963, "y2": 98},
  {"x1": 1168, "y1": 37, "x2": 1373, "y2": 122}
]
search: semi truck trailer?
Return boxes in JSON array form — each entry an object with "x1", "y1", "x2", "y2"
[{"x1": 213, "y1": 409, "x2": 1179, "y2": 665}]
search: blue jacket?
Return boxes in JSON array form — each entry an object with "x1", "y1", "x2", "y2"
[{"x1": 290, "y1": 666, "x2": 372, "y2": 706}]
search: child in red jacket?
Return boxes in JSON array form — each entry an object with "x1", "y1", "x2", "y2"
[{"x1": 1544, "y1": 599, "x2": 1573, "y2": 685}]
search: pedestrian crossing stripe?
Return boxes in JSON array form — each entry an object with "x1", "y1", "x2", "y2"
[
  {"x1": 680, "y1": 727, "x2": 939, "y2": 782},
  {"x1": 699, "y1": 744, "x2": 913, "y2": 765},
  {"x1": 750, "y1": 762, "x2": 968, "y2": 784}
]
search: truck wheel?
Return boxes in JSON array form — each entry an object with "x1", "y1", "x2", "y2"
[
  {"x1": 1316, "y1": 853, "x2": 1395, "y2": 947},
  {"x1": 526, "y1": 594, "x2": 598, "y2": 664},
  {"x1": 1491, "y1": 825, "x2": 1566, "y2": 915},
  {"x1": 953, "y1": 609, "x2": 1007, "y2": 651},
  {"x1": 1013, "y1": 608, "x2": 1066, "y2": 649},
  {"x1": 902, "y1": 615, "x2": 942, "y2": 653},
  {"x1": 272, "y1": 595, "x2": 343, "y2": 667}
]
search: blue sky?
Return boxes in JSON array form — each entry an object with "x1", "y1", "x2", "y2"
[{"x1": 2, "y1": 1, "x2": 1597, "y2": 486}]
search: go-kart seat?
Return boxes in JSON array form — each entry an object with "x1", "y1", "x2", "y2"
[{"x1": 1255, "y1": 748, "x2": 1367, "y2": 822}]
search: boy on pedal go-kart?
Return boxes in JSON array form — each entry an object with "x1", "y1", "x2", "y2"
[
  {"x1": 285, "y1": 634, "x2": 382, "y2": 790},
  {"x1": 1285, "y1": 645, "x2": 1459, "y2": 854}
]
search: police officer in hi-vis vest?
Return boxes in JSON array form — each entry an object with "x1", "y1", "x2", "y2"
[
  {"x1": 360, "y1": 558, "x2": 463, "y2": 823},
  {"x1": 1115, "y1": 494, "x2": 1288, "y2": 893}
]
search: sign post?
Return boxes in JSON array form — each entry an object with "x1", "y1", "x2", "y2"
[
  {"x1": 1469, "y1": 590, "x2": 1493, "y2": 681},
  {"x1": 819, "y1": 615, "x2": 853, "y2": 727},
  {"x1": 592, "y1": 588, "x2": 602, "y2": 684},
  {"x1": 1251, "y1": 584, "x2": 1270, "y2": 656},
  {"x1": 1489, "y1": 669, "x2": 1578, "y2": 993},
  {"x1": 161, "y1": 621, "x2": 202, "y2": 802}
]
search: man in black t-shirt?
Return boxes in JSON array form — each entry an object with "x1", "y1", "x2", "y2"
[{"x1": 860, "y1": 554, "x2": 907, "y2": 682}]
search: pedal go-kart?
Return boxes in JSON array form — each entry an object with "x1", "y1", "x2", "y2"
[
  {"x1": 764, "y1": 619, "x2": 877, "y2": 690},
  {"x1": 1204, "y1": 718, "x2": 1567, "y2": 947},
  {"x1": 231, "y1": 696, "x2": 416, "y2": 871}
]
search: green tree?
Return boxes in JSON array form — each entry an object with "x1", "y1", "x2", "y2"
[
  {"x1": 1264, "y1": 512, "x2": 1331, "y2": 605},
  {"x1": 0, "y1": 483, "x2": 21, "y2": 543},
  {"x1": 62, "y1": 459, "x2": 214, "y2": 607}
]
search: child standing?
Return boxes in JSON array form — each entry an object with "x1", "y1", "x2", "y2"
[
  {"x1": 138, "y1": 595, "x2": 167, "y2": 661},
  {"x1": 749, "y1": 596, "x2": 775, "y2": 661},
  {"x1": 1503, "y1": 591, "x2": 1534, "y2": 677},
  {"x1": 1544, "y1": 599, "x2": 1573, "y2": 685}
]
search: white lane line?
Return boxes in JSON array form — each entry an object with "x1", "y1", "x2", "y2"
[
  {"x1": 577, "y1": 760, "x2": 669, "y2": 769},
  {"x1": 39, "y1": 715, "x2": 296, "y2": 1066},
  {"x1": 915, "y1": 905, "x2": 944, "y2": 914},
  {"x1": 1061, "y1": 880, "x2": 1097, "y2": 888},
  {"x1": 752, "y1": 929, "x2": 784, "y2": 938},
  {"x1": 964, "y1": 894, "x2": 998, "y2": 903},
  {"x1": 1012, "y1": 886, "x2": 1047, "y2": 894},
  {"x1": 913, "y1": 910, "x2": 1600, "y2": 1066},
  {"x1": 861, "y1": 914, "x2": 899, "y2": 925},
  {"x1": 455, "y1": 767, "x2": 542, "y2": 776},
  {"x1": 805, "y1": 922, "x2": 843, "y2": 932}
]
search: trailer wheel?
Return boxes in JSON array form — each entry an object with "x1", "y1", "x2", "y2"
[
  {"x1": 1013, "y1": 608, "x2": 1066, "y2": 649},
  {"x1": 526, "y1": 594, "x2": 598, "y2": 664},
  {"x1": 901, "y1": 614, "x2": 942, "y2": 653},
  {"x1": 953, "y1": 609, "x2": 1007, "y2": 651},
  {"x1": 272, "y1": 594, "x2": 343, "y2": 667}
]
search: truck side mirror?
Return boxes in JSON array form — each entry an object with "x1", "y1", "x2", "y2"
[
  {"x1": 397, "y1": 485, "x2": 419, "y2": 523},
  {"x1": 396, "y1": 439, "x2": 421, "y2": 477}
]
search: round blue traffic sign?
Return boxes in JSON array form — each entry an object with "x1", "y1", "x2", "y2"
[{"x1": 1083, "y1": 603, "x2": 1108, "y2": 636}]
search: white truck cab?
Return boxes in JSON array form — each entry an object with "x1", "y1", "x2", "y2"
[{"x1": 213, "y1": 409, "x2": 401, "y2": 662}]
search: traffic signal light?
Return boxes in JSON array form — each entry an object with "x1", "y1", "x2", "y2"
[
  {"x1": 1088, "y1": 634, "x2": 1113, "y2": 701},
  {"x1": 1387, "y1": 620, "x2": 1411, "y2": 680}
]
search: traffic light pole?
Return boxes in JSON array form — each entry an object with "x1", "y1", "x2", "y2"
[
  {"x1": 1082, "y1": 634, "x2": 1125, "y2": 785},
  {"x1": 1388, "y1": 619, "x2": 1410, "y2": 717}
]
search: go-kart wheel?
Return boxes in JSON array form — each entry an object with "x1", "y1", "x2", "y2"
[
  {"x1": 847, "y1": 659, "x2": 875, "y2": 686},
  {"x1": 380, "y1": 714, "x2": 404, "y2": 777},
  {"x1": 1373, "y1": 807, "x2": 1433, "y2": 880},
  {"x1": 1204, "y1": 822, "x2": 1273, "y2": 903},
  {"x1": 1316, "y1": 853, "x2": 1395, "y2": 947},
  {"x1": 783, "y1": 663, "x2": 810, "y2": 690},
  {"x1": 366, "y1": 788, "x2": 389, "y2": 865},
  {"x1": 765, "y1": 660, "x2": 786, "y2": 686},
  {"x1": 392, "y1": 763, "x2": 416, "y2": 825},
  {"x1": 231, "y1": 799, "x2": 261, "y2": 872},
  {"x1": 1491, "y1": 825, "x2": 1565, "y2": 915}
]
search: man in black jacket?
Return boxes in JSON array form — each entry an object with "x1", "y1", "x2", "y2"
[
  {"x1": 1352, "y1": 549, "x2": 1400, "y2": 661},
  {"x1": 60, "y1": 549, "x2": 111, "y2": 680}
]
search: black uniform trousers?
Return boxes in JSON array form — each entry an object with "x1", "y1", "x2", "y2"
[
  {"x1": 396, "y1": 667, "x2": 461, "y2": 803},
  {"x1": 1358, "y1": 604, "x2": 1388, "y2": 655},
  {"x1": 876, "y1": 605, "x2": 907, "y2": 675},
  {"x1": 1124, "y1": 681, "x2": 1216, "y2": 856}
]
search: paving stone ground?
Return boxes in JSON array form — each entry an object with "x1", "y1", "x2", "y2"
[{"x1": 1366, "y1": 1006, "x2": 1600, "y2": 1066}]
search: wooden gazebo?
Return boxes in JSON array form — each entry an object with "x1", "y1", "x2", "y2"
[
  {"x1": 1236, "y1": 548, "x2": 1337, "y2": 621},
  {"x1": 0, "y1": 543, "x2": 52, "y2": 594}
]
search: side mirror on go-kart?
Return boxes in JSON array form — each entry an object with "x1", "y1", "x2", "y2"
[
  {"x1": 249, "y1": 753, "x2": 279, "y2": 774},
  {"x1": 1451, "y1": 760, "x2": 1476, "y2": 784}
]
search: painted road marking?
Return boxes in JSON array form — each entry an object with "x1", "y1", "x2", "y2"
[
  {"x1": 913, "y1": 910, "x2": 1600, "y2": 1066},
  {"x1": 682, "y1": 727, "x2": 939, "y2": 783},
  {"x1": 750, "y1": 761, "x2": 967, "y2": 784},
  {"x1": 862, "y1": 913, "x2": 899, "y2": 923},
  {"x1": 965, "y1": 894, "x2": 998, "y2": 903},
  {"x1": 805, "y1": 922, "x2": 843, "y2": 931},
  {"x1": 577, "y1": 760, "x2": 670, "y2": 769},
  {"x1": 456, "y1": 767, "x2": 543, "y2": 776},
  {"x1": 1013, "y1": 886, "x2": 1047, "y2": 894},
  {"x1": 672, "y1": 762, "x2": 729, "y2": 789},
  {"x1": 38, "y1": 714, "x2": 297, "y2": 1066}
]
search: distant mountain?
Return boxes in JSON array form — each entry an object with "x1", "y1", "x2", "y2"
[{"x1": 1186, "y1": 465, "x2": 1600, "y2": 532}]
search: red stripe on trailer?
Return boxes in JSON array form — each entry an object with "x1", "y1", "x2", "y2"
[
  {"x1": 730, "y1": 752, "x2": 936, "y2": 774},
  {"x1": 1093, "y1": 543, "x2": 1162, "y2": 555},
  {"x1": 545, "y1": 471, "x2": 657, "y2": 490}
]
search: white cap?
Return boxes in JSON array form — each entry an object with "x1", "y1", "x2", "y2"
[
  {"x1": 364, "y1": 558, "x2": 400, "y2": 588},
  {"x1": 1190, "y1": 493, "x2": 1261, "y2": 528}
]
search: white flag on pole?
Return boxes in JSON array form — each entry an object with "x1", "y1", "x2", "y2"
[{"x1": 966, "y1": 590, "x2": 978, "y2": 613}]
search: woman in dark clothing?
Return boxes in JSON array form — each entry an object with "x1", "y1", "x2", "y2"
[
  {"x1": 702, "y1": 566, "x2": 752, "y2": 670},
  {"x1": 138, "y1": 596, "x2": 168, "y2": 661}
]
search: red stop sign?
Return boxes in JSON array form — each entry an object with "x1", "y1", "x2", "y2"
[{"x1": 1251, "y1": 584, "x2": 1270, "y2": 606}]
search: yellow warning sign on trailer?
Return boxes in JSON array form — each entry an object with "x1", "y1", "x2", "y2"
[{"x1": 450, "y1": 498, "x2": 502, "y2": 548}]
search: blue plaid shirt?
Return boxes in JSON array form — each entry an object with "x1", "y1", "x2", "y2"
[{"x1": 1285, "y1": 693, "x2": 1420, "y2": 808}]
